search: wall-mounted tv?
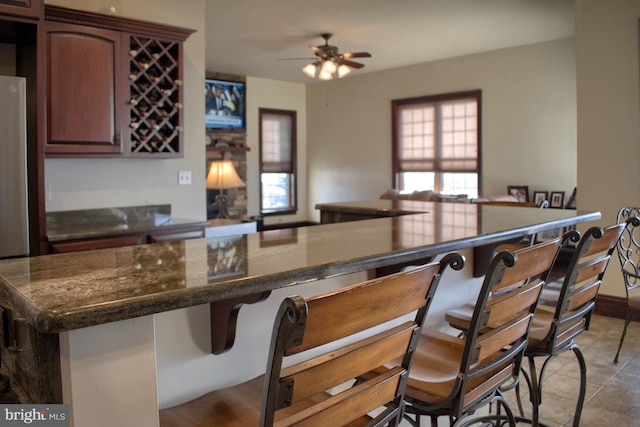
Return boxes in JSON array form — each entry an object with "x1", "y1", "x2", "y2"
[{"x1": 205, "y1": 78, "x2": 245, "y2": 130}]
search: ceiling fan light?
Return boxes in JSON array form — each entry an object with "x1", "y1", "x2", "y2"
[
  {"x1": 302, "y1": 63, "x2": 317, "y2": 78},
  {"x1": 321, "y1": 59, "x2": 337, "y2": 74},
  {"x1": 337, "y1": 64, "x2": 351, "y2": 78},
  {"x1": 318, "y1": 69, "x2": 333, "y2": 80}
]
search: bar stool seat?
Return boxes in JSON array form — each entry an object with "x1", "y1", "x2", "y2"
[{"x1": 159, "y1": 376, "x2": 372, "y2": 427}]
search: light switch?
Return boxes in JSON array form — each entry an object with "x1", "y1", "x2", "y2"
[{"x1": 178, "y1": 171, "x2": 192, "y2": 185}]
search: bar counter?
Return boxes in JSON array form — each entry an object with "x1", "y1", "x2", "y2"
[
  {"x1": 1, "y1": 201, "x2": 599, "y2": 333},
  {"x1": 0, "y1": 201, "x2": 600, "y2": 427}
]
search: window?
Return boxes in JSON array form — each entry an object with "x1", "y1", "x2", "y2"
[
  {"x1": 392, "y1": 90, "x2": 481, "y2": 199},
  {"x1": 259, "y1": 108, "x2": 297, "y2": 214}
]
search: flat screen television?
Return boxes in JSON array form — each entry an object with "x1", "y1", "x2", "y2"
[{"x1": 205, "y1": 78, "x2": 245, "y2": 130}]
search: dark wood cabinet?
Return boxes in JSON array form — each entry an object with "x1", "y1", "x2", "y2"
[
  {"x1": 43, "y1": 5, "x2": 194, "y2": 158},
  {"x1": 50, "y1": 233, "x2": 144, "y2": 253},
  {"x1": 0, "y1": 0, "x2": 42, "y2": 20},
  {"x1": 49, "y1": 224, "x2": 204, "y2": 253},
  {"x1": 44, "y1": 21, "x2": 124, "y2": 156}
]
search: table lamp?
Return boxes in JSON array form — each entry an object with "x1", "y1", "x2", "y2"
[{"x1": 206, "y1": 159, "x2": 245, "y2": 219}]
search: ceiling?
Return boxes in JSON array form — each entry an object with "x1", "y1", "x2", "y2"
[{"x1": 204, "y1": 0, "x2": 575, "y2": 84}]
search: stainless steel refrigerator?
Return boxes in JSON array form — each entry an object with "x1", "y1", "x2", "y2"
[{"x1": 0, "y1": 75, "x2": 29, "y2": 259}]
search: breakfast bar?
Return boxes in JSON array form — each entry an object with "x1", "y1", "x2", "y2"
[{"x1": 0, "y1": 201, "x2": 600, "y2": 427}]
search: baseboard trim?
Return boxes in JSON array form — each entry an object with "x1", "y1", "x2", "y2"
[{"x1": 595, "y1": 294, "x2": 640, "y2": 321}]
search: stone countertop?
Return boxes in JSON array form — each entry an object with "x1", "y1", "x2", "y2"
[
  {"x1": 46, "y1": 205, "x2": 205, "y2": 242},
  {"x1": 0, "y1": 201, "x2": 600, "y2": 333}
]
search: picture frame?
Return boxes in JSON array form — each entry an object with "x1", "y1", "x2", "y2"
[
  {"x1": 550, "y1": 191, "x2": 565, "y2": 209},
  {"x1": 507, "y1": 185, "x2": 529, "y2": 203},
  {"x1": 207, "y1": 235, "x2": 247, "y2": 280},
  {"x1": 533, "y1": 191, "x2": 549, "y2": 207},
  {"x1": 565, "y1": 187, "x2": 577, "y2": 209}
]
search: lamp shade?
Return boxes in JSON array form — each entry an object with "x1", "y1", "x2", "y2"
[
  {"x1": 321, "y1": 59, "x2": 337, "y2": 74},
  {"x1": 302, "y1": 63, "x2": 317, "y2": 78},
  {"x1": 337, "y1": 64, "x2": 352, "y2": 78},
  {"x1": 206, "y1": 160, "x2": 245, "y2": 190}
]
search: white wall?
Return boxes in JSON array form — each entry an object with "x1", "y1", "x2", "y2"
[
  {"x1": 306, "y1": 38, "x2": 577, "y2": 222},
  {"x1": 43, "y1": 0, "x2": 207, "y2": 221},
  {"x1": 155, "y1": 271, "x2": 366, "y2": 408},
  {"x1": 576, "y1": 0, "x2": 640, "y2": 297},
  {"x1": 243, "y1": 77, "x2": 308, "y2": 225}
]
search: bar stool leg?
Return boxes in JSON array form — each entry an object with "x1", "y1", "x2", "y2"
[
  {"x1": 613, "y1": 309, "x2": 631, "y2": 364},
  {"x1": 527, "y1": 356, "x2": 542, "y2": 427},
  {"x1": 571, "y1": 344, "x2": 587, "y2": 427}
]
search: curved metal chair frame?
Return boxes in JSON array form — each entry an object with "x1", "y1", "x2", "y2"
[
  {"x1": 514, "y1": 220, "x2": 632, "y2": 427},
  {"x1": 402, "y1": 238, "x2": 563, "y2": 427},
  {"x1": 613, "y1": 207, "x2": 640, "y2": 363}
]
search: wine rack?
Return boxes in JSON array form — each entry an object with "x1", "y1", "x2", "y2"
[{"x1": 127, "y1": 34, "x2": 183, "y2": 157}]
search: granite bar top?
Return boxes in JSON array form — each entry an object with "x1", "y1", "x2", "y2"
[
  {"x1": 46, "y1": 204, "x2": 205, "y2": 241},
  {"x1": 0, "y1": 201, "x2": 600, "y2": 333}
]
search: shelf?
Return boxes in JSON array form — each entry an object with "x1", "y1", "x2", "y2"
[
  {"x1": 206, "y1": 145, "x2": 250, "y2": 152},
  {"x1": 128, "y1": 34, "x2": 183, "y2": 156}
]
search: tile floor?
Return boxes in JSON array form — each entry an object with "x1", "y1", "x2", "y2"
[
  {"x1": 506, "y1": 314, "x2": 640, "y2": 426},
  {"x1": 400, "y1": 315, "x2": 640, "y2": 426}
]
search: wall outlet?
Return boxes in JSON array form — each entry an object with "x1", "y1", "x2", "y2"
[{"x1": 178, "y1": 171, "x2": 192, "y2": 185}]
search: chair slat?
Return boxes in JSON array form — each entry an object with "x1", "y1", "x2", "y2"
[
  {"x1": 289, "y1": 263, "x2": 441, "y2": 354},
  {"x1": 474, "y1": 315, "x2": 532, "y2": 365},
  {"x1": 484, "y1": 279, "x2": 544, "y2": 328},
  {"x1": 493, "y1": 240, "x2": 560, "y2": 292},
  {"x1": 462, "y1": 363, "x2": 513, "y2": 407},
  {"x1": 566, "y1": 280, "x2": 600, "y2": 312},
  {"x1": 282, "y1": 322, "x2": 417, "y2": 404},
  {"x1": 275, "y1": 367, "x2": 404, "y2": 427},
  {"x1": 573, "y1": 257, "x2": 608, "y2": 285}
]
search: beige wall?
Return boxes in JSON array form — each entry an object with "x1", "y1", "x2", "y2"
[
  {"x1": 44, "y1": 0, "x2": 207, "y2": 221},
  {"x1": 305, "y1": 38, "x2": 578, "y2": 222},
  {"x1": 244, "y1": 77, "x2": 308, "y2": 225},
  {"x1": 576, "y1": 0, "x2": 640, "y2": 297}
]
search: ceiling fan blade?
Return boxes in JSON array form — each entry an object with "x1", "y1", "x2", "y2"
[
  {"x1": 278, "y1": 57, "x2": 317, "y2": 61},
  {"x1": 339, "y1": 59, "x2": 365, "y2": 69},
  {"x1": 342, "y1": 52, "x2": 372, "y2": 59}
]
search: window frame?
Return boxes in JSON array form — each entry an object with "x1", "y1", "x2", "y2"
[
  {"x1": 259, "y1": 108, "x2": 298, "y2": 215},
  {"x1": 391, "y1": 90, "x2": 482, "y2": 196}
]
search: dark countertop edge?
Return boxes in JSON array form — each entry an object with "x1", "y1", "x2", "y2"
[
  {"x1": 46, "y1": 218, "x2": 207, "y2": 242},
  {"x1": 314, "y1": 201, "x2": 429, "y2": 216},
  {"x1": 17, "y1": 210, "x2": 600, "y2": 333}
]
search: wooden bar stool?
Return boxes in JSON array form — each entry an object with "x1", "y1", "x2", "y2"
[
  {"x1": 375, "y1": 238, "x2": 563, "y2": 426},
  {"x1": 447, "y1": 219, "x2": 633, "y2": 426},
  {"x1": 159, "y1": 253, "x2": 464, "y2": 427}
]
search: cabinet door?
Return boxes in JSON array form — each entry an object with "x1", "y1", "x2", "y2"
[
  {"x1": 45, "y1": 21, "x2": 124, "y2": 156},
  {"x1": 0, "y1": 0, "x2": 42, "y2": 19},
  {"x1": 49, "y1": 234, "x2": 144, "y2": 253}
]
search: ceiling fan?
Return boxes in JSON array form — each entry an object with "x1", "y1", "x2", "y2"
[{"x1": 298, "y1": 33, "x2": 372, "y2": 80}]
